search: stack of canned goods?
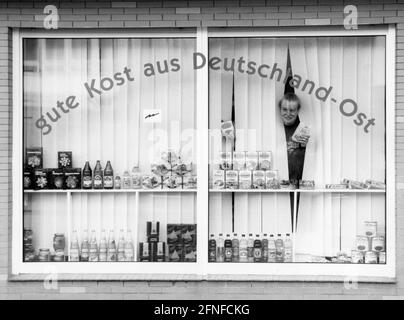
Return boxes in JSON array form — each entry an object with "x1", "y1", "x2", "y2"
[
  {"x1": 352, "y1": 221, "x2": 385, "y2": 264},
  {"x1": 23, "y1": 229, "x2": 35, "y2": 262}
]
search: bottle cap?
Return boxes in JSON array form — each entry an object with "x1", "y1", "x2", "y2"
[{"x1": 233, "y1": 233, "x2": 238, "y2": 237}]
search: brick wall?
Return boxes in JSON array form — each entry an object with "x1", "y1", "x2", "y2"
[{"x1": 1, "y1": 0, "x2": 404, "y2": 300}]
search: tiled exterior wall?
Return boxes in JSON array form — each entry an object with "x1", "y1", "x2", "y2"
[{"x1": 1, "y1": 0, "x2": 404, "y2": 299}]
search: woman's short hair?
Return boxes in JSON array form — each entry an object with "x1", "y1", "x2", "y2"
[{"x1": 278, "y1": 93, "x2": 301, "y2": 110}]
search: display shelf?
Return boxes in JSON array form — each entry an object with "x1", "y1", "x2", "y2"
[
  {"x1": 24, "y1": 189, "x2": 196, "y2": 194},
  {"x1": 209, "y1": 189, "x2": 385, "y2": 193}
]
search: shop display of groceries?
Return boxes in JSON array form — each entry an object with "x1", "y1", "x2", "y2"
[
  {"x1": 208, "y1": 233, "x2": 293, "y2": 263},
  {"x1": 351, "y1": 221, "x2": 385, "y2": 264},
  {"x1": 23, "y1": 149, "x2": 196, "y2": 190},
  {"x1": 23, "y1": 229, "x2": 68, "y2": 262}
]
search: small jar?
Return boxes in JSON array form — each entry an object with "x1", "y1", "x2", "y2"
[
  {"x1": 53, "y1": 233, "x2": 65, "y2": 252},
  {"x1": 38, "y1": 249, "x2": 50, "y2": 262}
]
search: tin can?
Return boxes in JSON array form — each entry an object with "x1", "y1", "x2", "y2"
[
  {"x1": 364, "y1": 221, "x2": 377, "y2": 238},
  {"x1": 378, "y1": 251, "x2": 386, "y2": 264},
  {"x1": 351, "y1": 250, "x2": 364, "y2": 264},
  {"x1": 365, "y1": 251, "x2": 378, "y2": 264},
  {"x1": 372, "y1": 236, "x2": 385, "y2": 252},
  {"x1": 23, "y1": 229, "x2": 33, "y2": 245},
  {"x1": 258, "y1": 151, "x2": 272, "y2": 170},
  {"x1": 38, "y1": 248, "x2": 50, "y2": 262},
  {"x1": 356, "y1": 236, "x2": 369, "y2": 252}
]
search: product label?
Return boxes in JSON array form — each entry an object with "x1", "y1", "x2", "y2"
[
  {"x1": 89, "y1": 248, "x2": 98, "y2": 262},
  {"x1": 253, "y1": 248, "x2": 262, "y2": 261},
  {"x1": 93, "y1": 175, "x2": 102, "y2": 187},
  {"x1": 213, "y1": 170, "x2": 225, "y2": 189},
  {"x1": 69, "y1": 249, "x2": 80, "y2": 262},
  {"x1": 372, "y1": 236, "x2": 385, "y2": 252},
  {"x1": 245, "y1": 152, "x2": 258, "y2": 171},
  {"x1": 225, "y1": 170, "x2": 238, "y2": 189},
  {"x1": 253, "y1": 170, "x2": 266, "y2": 189},
  {"x1": 258, "y1": 151, "x2": 272, "y2": 170},
  {"x1": 99, "y1": 249, "x2": 107, "y2": 262},
  {"x1": 219, "y1": 152, "x2": 232, "y2": 170},
  {"x1": 356, "y1": 236, "x2": 369, "y2": 251},
  {"x1": 83, "y1": 176, "x2": 92, "y2": 188},
  {"x1": 225, "y1": 248, "x2": 232, "y2": 261},
  {"x1": 104, "y1": 176, "x2": 113, "y2": 188},
  {"x1": 284, "y1": 249, "x2": 293, "y2": 262},
  {"x1": 239, "y1": 170, "x2": 252, "y2": 189},
  {"x1": 364, "y1": 221, "x2": 377, "y2": 237}
]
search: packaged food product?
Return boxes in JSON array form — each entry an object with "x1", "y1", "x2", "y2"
[
  {"x1": 378, "y1": 252, "x2": 386, "y2": 264},
  {"x1": 343, "y1": 179, "x2": 367, "y2": 189},
  {"x1": 34, "y1": 169, "x2": 49, "y2": 190},
  {"x1": 219, "y1": 152, "x2": 232, "y2": 170},
  {"x1": 212, "y1": 170, "x2": 225, "y2": 189},
  {"x1": 26, "y1": 147, "x2": 43, "y2": 169},
  {"x1": 164, "y1": 175, "x2": 181, "y2": 189},
  {"x1": 258, "y1": 151, "x2": 272, "y2": 170},
  {"x1": 365, "y1": 180, "x2": 386, "y2": 190},
  {"x1": 23, "y1": 168, "x2": 33, "y2": 189},
  {"x1": 365, "y1": 251, "x2": 378, "y2": 264},
  {"x1": 181, "y1": 224, "x2": 196, "y2": 244},
  {"x1": 142, "y1": 174, "x2": 160, "y2": 189},
  {"x1": 325, "y1": 184, "x2": 348, "y2": 189},
  {"x1": 167, "y1": 224, "x2": 182, "y2": 244},
  {"x1": 183, "y1": 244, "x2": 197, "y2": 262},
  {"x1": 351, "y1": 250, "x2": 364, "y2": 263},
  {"x1": 225, "y1": 170, "x2": 239, "y2": 189},
  {"x1": 356, "y1": 236, "x2": 369, "y2": 252},
  {"x1": 156, "y1": 242, "x2": 166, "y2": 262},
  {"x1": 168, "y1": 244, "x2": 182, "y2": 262},
  {"x1": 221, "y1": 120, "x2": 235, "y2": 140},
  {"x1": 182, "y1": 175, "x2": 197, "y2": 189},
  {"x1": 58, "y1": 151, "x2": 72, "y2": 169},
  {"x1": 232, "y1": 151, "x2": 246, "y2": 171},
  {"x1": 64, "y1": 168, "x2": 81, "y2": 189},
  {"x1": 239, "y1": 170, "x2": 252, "y2": 189},
  {"x1": 51, "y1": 168, "x2": 64, "y2": 189},
  {"x1": 299, "y1": 180, "x2": 315, "y2": 190},
  {"x1": 364, "y1": 221, "x2": 377, "y2": 237},
  {"x1": 265, "y1": 170, "x2": 279, "y2": 189},
  {"x1": 139, "y1": 242, "x2": 150, "y2": 262},
  {"x1": 291, "y1": 123, "x2": 310, "y2": 144},
  {"x1": 252, "y1": 170, "x2": 266, "y2": 189},
  {"x1": 372, "y1": 236, "x2": 385, "y2": 252},
  {"x1": 147, "y1": 221, "x2": 160, "y2": 241},
  {"x1": 245, "y1": 152, "x2": 258, "y2": 171},
  {"x1": 279, "y1": 180, "x2": 295, "y2": 189}
]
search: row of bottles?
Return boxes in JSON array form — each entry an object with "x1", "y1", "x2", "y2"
[
  {"x1": 208, "y1": 233, "x2": 293, "y2": 263},
  {"x1": 82, "y1": 161, "x2": 142, "y2": 190},
  {"x1": 69, "y1": 229, "x2": 134, "y2": 262}
]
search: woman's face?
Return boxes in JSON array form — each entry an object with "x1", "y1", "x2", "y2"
[{"x1": 280, "y1": 99, "x2": 299, "y2": 126}]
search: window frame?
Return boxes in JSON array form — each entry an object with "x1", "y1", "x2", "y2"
[{"x1": 11, "y1": 26, "x2": 396, "y2": 282}]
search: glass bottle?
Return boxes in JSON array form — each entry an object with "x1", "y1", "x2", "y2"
[
  {"x1": 284, "y1": 233, "x2": 293, "y2": 263},
  {"x1": 69, "y1": 230, "x2": 80, "y2": 262},
  {"x1": 232, "y1": 233, "x2": 239, "y2": 263},
  {"x1": 124, "y1": 230, "x2": 134, "y2": 262},
  {"x1": 247, "y1": 233, "x2": 254, "y2": 263},
  {"x1": 103, "y1": 161, "x2": 114, "y2": 189},
  {"x1": 122, "y1": 170, "x2": 131, "y2": 189},
  {"x1": 80, "y1": 229, "x2": 90, "y2": 262},
  {"x1": 208, "y1": 234, "x2": 216, "y2": 262},
  {"x1": 131, "y1": 166, "x2": 142, "y2": 189},
  {"x1": 107, "y1": 230, "x2": 116, "y2": 262},
  {"x1": 262, "y1": 233, "x2": 269, "y2": 263},
  {"x1": 239, "y1": 234, "x2": 248, "y2": 263},
  {"x1": 114, "y1": 173, "x2": 121, "y2": 189},
  {"x1": 253, "y1": 234, "x2": 262, "y2": 262},
  {"x1": 268, "y1": 234, "x2": 276, "y2": 263},
  {"x1": 224, "y1": 234, "x2": 233, "y2": 262},
  {"x1": 117, "y1": 229, "x2": 126, "y2": 262},
  {"x1": 82, "y1": 161, "x2": 92, "y2": 189},
  {"x1": 99, "y1": 229, "x2": 107, "y2": 262},
  {"x1": 275, "y1": 234, "x2": 284, "y2": 263},
  {"x1": 89, "y1": 230, "x2": 98, "y2": 262},
  {"x1": 216, "y1": 233, "x2": 224, "y2": 262},
  {"x1": 93, "y1": 160, "x2": 103, "y2": 189}
]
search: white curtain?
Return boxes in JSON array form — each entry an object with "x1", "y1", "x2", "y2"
[
  {"x1": 289, "y1": 37, "x2": 385, "y2": 256},
  {"x1": 24, "y1": 38, "x2": 197, "y2": 255},
  {"x1": 209, "y1": 38, "x2": 292, "y2": 237},
  {"x1": 209, "y1": 36, "x2": 386, "y2": 258}
]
